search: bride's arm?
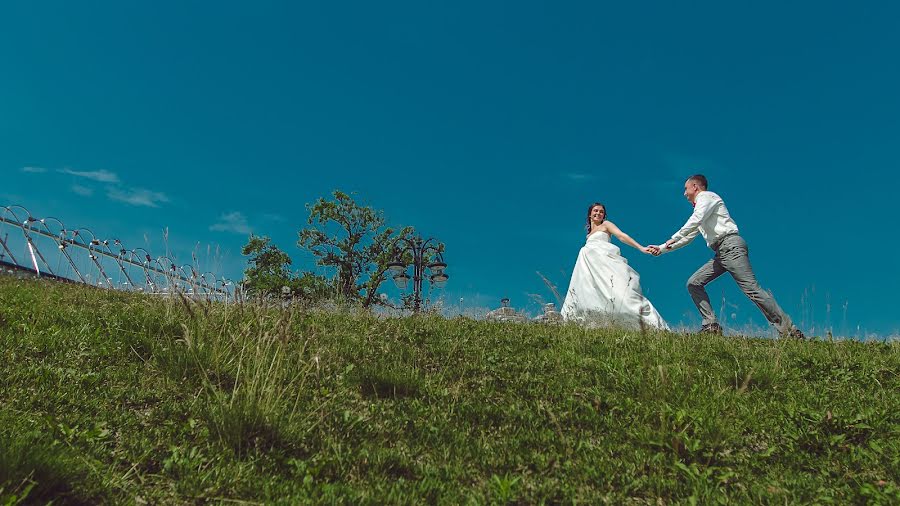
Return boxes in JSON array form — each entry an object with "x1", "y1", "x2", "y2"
[{"x1": 603, "y1": 221, "x2": 649, "y2": 252}]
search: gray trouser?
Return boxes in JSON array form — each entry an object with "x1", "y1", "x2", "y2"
[{"x1": 687, "y1": 234, "x2": 792, "y2": 333}]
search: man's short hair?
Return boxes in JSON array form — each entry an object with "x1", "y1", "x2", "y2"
[{"x1": 688, "y1": 174, "x2": 708, "y2": 190}]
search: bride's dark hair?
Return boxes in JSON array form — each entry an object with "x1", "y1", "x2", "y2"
[{"x1": 585, "y1": 202, "x2": 606, "y2": 233}]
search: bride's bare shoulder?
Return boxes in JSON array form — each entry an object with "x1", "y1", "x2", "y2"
[{"x1": 598, "y1": 221, "x2": 616, "y2": 231}]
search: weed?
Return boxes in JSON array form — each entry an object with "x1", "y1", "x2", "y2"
[{"x1": 1, "y1": 276, "x2": 898, "y2": 503}]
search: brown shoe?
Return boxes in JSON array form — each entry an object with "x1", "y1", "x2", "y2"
[
  {"x1": 700, "y1": 322, "x2": 723, "y2": 335},
  {"x1": 782, "y1": 327, "x2": 806, "y2": 340}
]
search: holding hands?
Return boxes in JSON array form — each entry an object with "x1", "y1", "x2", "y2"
[{"x1": 646, "y1": 240, "x2": 675, "y2": 256}]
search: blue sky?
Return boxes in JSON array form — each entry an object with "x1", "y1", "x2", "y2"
[{"x1": 2, "y1": 1, "x2": 898, "y2": 336}]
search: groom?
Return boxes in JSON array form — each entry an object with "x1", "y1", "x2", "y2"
[{"x1": 648, "y1": 175, "x2": 804, "y2": 339}]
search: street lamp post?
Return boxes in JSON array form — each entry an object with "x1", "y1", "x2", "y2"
[{"x1": 386, "y1": 236, "x2": 448, "y2": 313}]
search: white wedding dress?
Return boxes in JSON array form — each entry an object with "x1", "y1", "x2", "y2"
[{"x1": 560, "y1": 231, "x2": 669, "y2": 330}]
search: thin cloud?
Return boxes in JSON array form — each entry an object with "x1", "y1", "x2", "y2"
[
  {"x1": 71, "y1": 185, "x2": 94, "y2": 197},
  {"x1": 262, "y1": 213, "x2": 286, "y2": 222},
  {"x1": 661, "y1": 153, "x2": 720, "y2": 178},
  {"x1": 58, "y1": 168, "x2": 121, "y2": 184},
  {"x1": 107, "y1": 187, "x2": 169, "y2": 207},
  {"x1": 210, "y1": 211, "x2": 252, "y2": 235},
  {"x1": 21, "y1": 166, "x2": 47, "y2": 173}
]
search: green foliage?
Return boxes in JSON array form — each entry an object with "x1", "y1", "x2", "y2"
[
  {"x1": 1, "y1": 276, "x2": 899, "y2": 503},
  {"x1": 241, "y1": 234, "x2": 331, "y2": 301},
  {"x1": 241, "y1": 234, "x2": 294, "y2": 297},
  {"x1": 291, "y1": 271, "x2": 333, "y2": 302},
  {"x1": 0, "y1": 421, "x2": 99, "y2": 505},
  {"x1": 298, "y1": 190, "x2": 429, "y2": 307}
]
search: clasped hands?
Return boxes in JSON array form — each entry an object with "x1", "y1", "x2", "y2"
[{"x1": 641, "y1": 245, "x2": 664, "y2": 256}]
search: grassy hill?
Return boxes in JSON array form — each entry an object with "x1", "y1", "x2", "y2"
[{"x1": 1, "y1": 276, "x2": 898, "y2": 504}]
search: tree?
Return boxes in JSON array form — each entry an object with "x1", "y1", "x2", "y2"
[
  {"x1": 241, "y1": 235, "x2": 331, "y2": 300},
  {"x1": 298, "y1": 190, "x2": 438, "y2": 308},
  {"x1": 241, "y1": 235, "x2": 294, "y2": 298}
]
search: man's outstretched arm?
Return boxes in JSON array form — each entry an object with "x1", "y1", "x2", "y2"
[
  {"x1": 652, "y1": 194, "x2": 714, "y2": 255},
  {"x1": 649, "y1": 229, "x2": 699, "y2": 255}
]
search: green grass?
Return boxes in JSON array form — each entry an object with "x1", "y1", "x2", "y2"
[{"x1": 0, "y1": 276, "x2": 898, "y2": 504}]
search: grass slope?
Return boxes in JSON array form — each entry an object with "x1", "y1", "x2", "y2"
[{"x1": 0, "y1": 276, "x2": 898, "y2": 504}]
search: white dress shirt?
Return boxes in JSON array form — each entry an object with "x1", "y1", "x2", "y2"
[{"x1": 661, "y1": 191, "x2": 739, "y2": 253}]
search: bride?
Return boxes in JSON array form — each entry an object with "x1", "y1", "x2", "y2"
[{"x1": 560, "y1": 203, "x2": 669, "y2": 330}]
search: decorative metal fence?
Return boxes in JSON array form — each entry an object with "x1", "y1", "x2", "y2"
[{"x1": 1, "y1": 204, "x2": 236, "y2": 301}]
